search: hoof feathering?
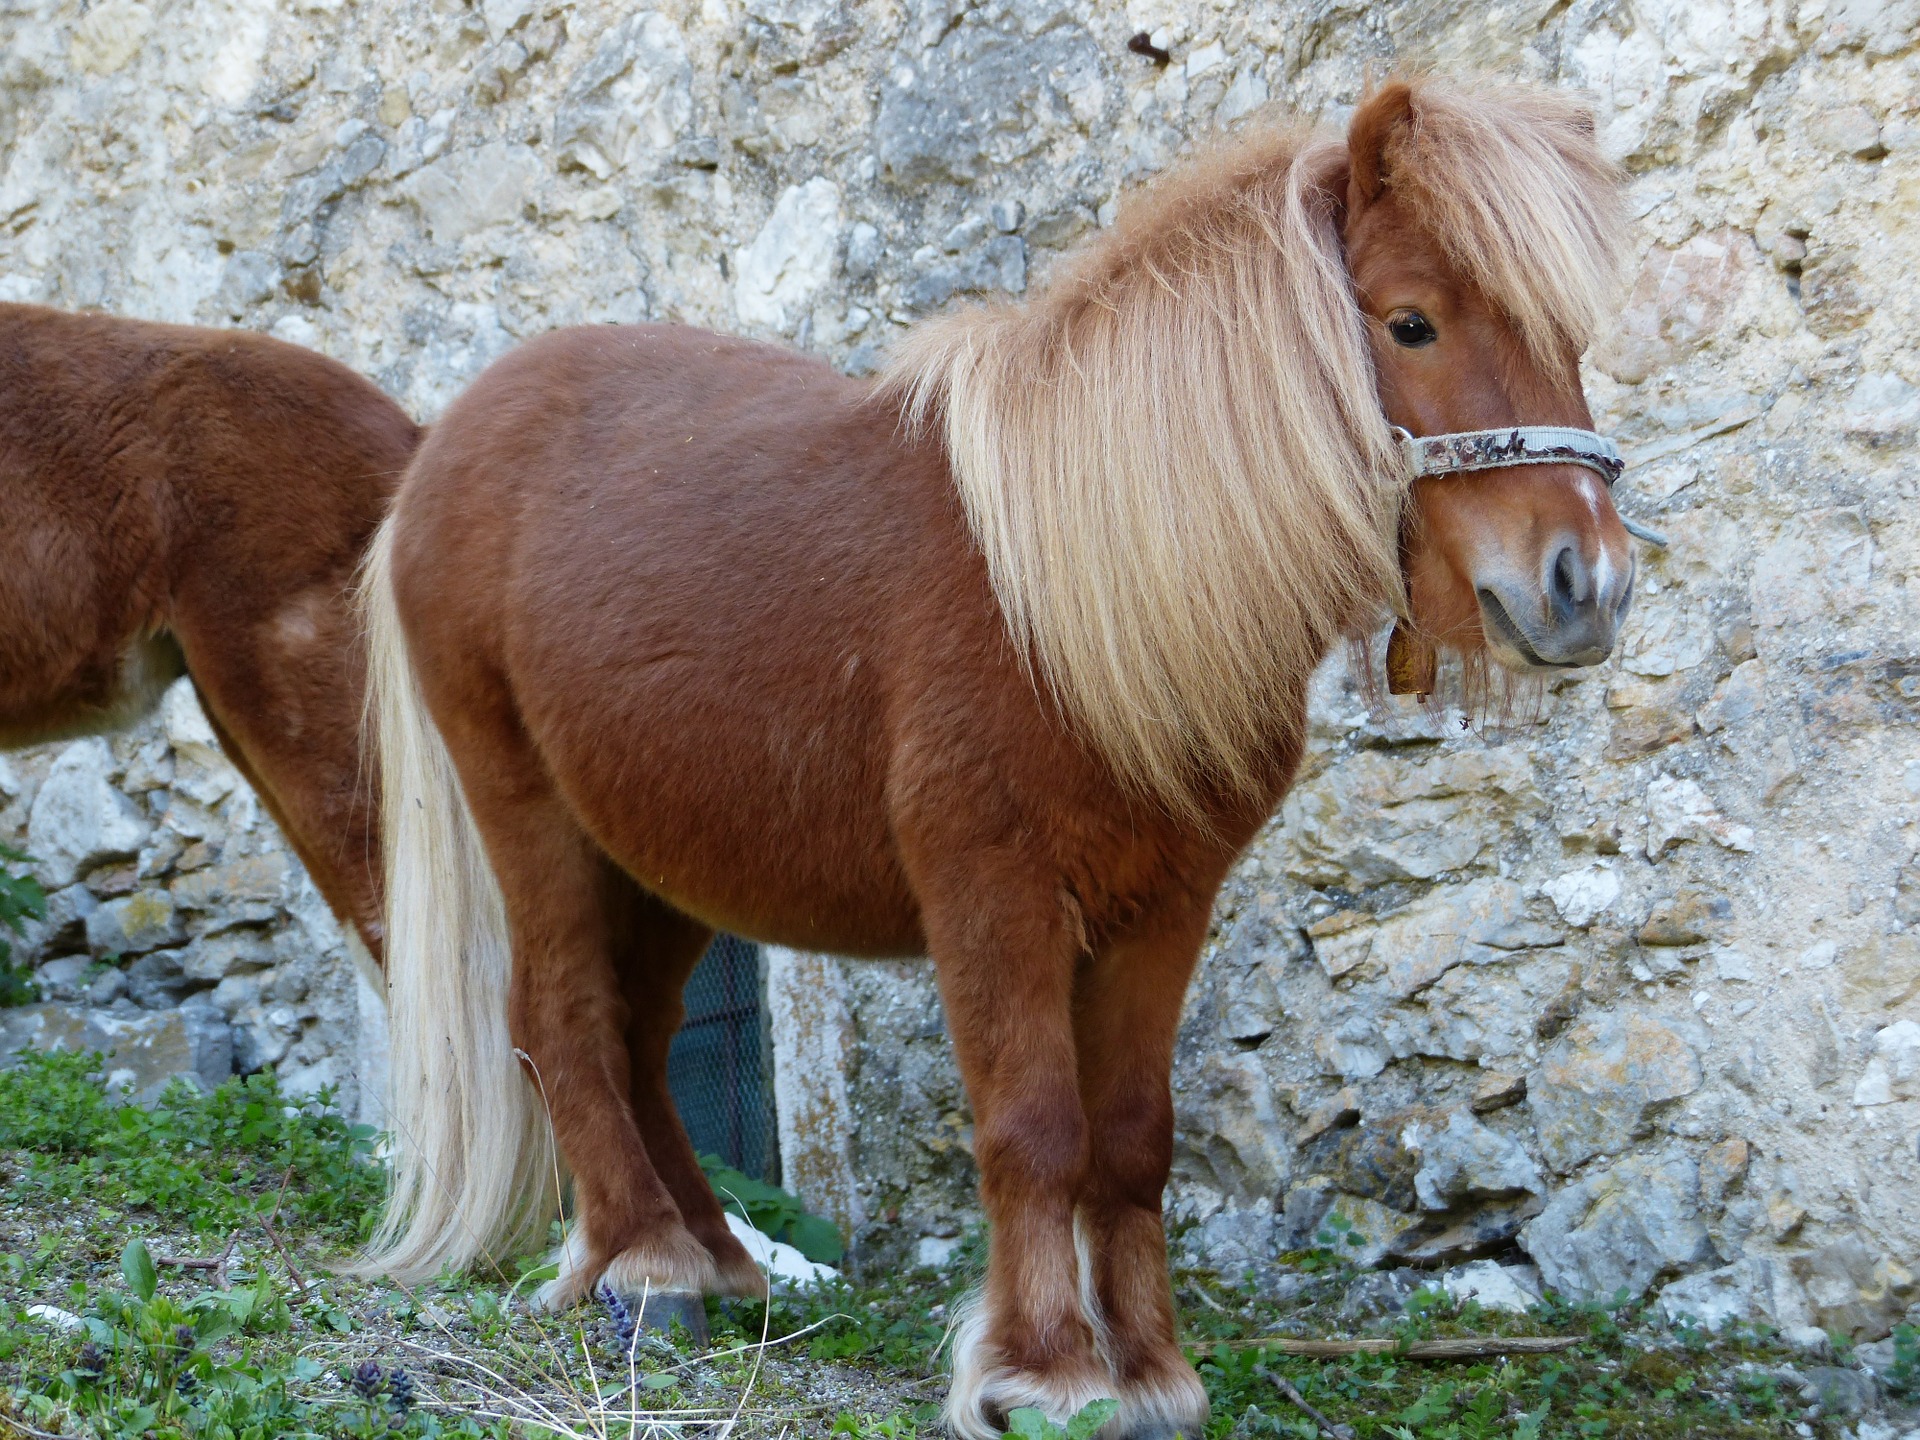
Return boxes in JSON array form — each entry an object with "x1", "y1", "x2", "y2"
[
  {"x1": 534, "y1": 1224, "x2": 718, "y2": 1313},
  {"x1": 946, "y1": 1303, "x2": 1118, "y2": 1440}
]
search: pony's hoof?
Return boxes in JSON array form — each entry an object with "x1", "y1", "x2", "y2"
[
  {"x1": 1111, "y1": 1367, "x2": 1209, "y2": 1440},
  {"x1": 631, "y1": 1291, "x2": 709, "y2": 1344}
]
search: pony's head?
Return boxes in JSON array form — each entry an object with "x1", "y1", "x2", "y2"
[
  {"x1": 1339, "y1": 79, "x2": 1633, "y2": 685},
  {"x1": 887, "y1": 75, "x2": 1634, "y2": 813}
]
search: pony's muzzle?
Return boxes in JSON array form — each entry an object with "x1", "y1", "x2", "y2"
[{"x1": 1475, "y1": 534, "x2": 1631, "y2": 671}]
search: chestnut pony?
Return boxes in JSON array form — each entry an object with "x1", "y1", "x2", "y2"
[
  {"x1": 361, "y1": 79, "x2": 1631, "y2": 1438},
  {"x1": 0, "y1": 304, "x2": 418, "y2": 956}
]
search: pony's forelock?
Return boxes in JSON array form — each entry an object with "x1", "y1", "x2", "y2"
[
  {"x1": 882, "y1": 76, "x2": 1624, "y2": 816},
  {"x1": 1380, "y1": 78, "x2": 1630, "y2": 365}
]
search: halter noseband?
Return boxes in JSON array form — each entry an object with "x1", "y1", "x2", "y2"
[{"x1": 1393, "y1": 425, "x2": 1625, "y2": 487}]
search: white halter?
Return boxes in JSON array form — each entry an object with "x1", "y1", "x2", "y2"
[{"x1": 1394, "y1": 424, "x2": 1623, "y2": 485}]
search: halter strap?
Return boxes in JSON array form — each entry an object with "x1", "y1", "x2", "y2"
[{"x1": 1394, "y1": 425, "x2": 1625, "y2": 487}]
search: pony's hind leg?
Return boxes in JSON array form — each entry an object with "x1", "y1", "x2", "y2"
[
  {"x1": 443, "y1": 715, "x2": 716, "y2": 1310},
  {"x1": 1070, "y1": 900, "x2": 1215, "y2": 1440},
  {"x1": 609, "y1": 884, "x2": 765, "y2": 1299},
  {"x1": 915, "y1": 871, "x2": 1115, "y2": 1438}
]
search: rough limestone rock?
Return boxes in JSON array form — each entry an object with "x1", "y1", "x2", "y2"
[
  {"x1": 0, "y1": 1001, "x2": 232, "y2": 1105},
  {"x1": 1524, "y1": 1153, "x2": 1716, "y2": 1302},
  {"x1": 1788, "y1": 1236, "x2": 1919, "y2": 1340},
  {"x1": 1441, "y1": 1259, "x2": 1544, "y2": 1315},
  {"x1": 1530, "y1": 1013, "x2": 1705, "y2": 1173},
  {"x1": 26, "y1": 741, "x2": 151, "y2": 888},
  {"x1": 1405, "y1": 1110, "x2": 1544, "y2": 1212}
]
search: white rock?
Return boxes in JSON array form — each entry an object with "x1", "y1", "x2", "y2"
[
  {"x1": 26, "y1": 1304, "x2": 84, "y2": 1330},
  {"x1": 1542, "y1": 863, "x2": 1621, "y2": 929},
  {"x1": 402, "y1": 142, "x2": 546, "y2": 244},
  {"x1": 724, "y1": 1211, "x2": 837, "y2": 1286},
  {"x1": 1645, "y1": 774, "x2": 1754, "y2": 857},
  {"x1": 734, "y1": 179, "x2": 844, "y2": 334},
  {"x1": 1852, "y1": 1019, "x2": 1920, "y2": 1107},
  {"x1": 915, "y1": 1235, "x2": 963, "y2": 1269},
  {"x1": 27, "y1": 739, "x2": 152, "y2": 887},
  {"x1": 1441, "y1": 1260, "x2": 1542, "y2": 1314}
]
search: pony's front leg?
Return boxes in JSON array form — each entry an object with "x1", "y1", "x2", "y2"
[
  {"x1": 1072, "y1": 899, "x2": 1215, "y2": 1440},
  {"x1": 923, "y1": 882, "x2": 1116, "y2": 1439}
]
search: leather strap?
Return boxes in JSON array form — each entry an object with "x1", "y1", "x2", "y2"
[{"x1": 1394, "y1": 425, "x2": 1625, "y2": 486}]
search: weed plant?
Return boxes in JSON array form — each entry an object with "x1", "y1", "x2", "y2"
[{"x1": 0, "y1": 840, "x2": 46, "y2": 1006}]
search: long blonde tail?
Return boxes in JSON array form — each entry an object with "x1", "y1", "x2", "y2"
[{"x1": 352, "y1": 516, "x2": 557, "y2": 1282}]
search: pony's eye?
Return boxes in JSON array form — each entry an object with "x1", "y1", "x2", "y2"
[{"x1": 1387, "y1": 311, "x2": 1437, "y2": 347}]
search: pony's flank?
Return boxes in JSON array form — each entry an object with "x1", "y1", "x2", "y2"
[
  {"x1": 352, "y1": 517, "x2": 558, "y2": 1283},
  {"x1": 883, "y1": 77, "x2": 1626, "y2": 815}
]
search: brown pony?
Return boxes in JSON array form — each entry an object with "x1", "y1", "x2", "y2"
[
  {"x1": 0, "y1": 304, "x2": 419, "y2": 957},
  {"x1": 360, "y1": 79, "x2": 1632, "y2": 1438}
]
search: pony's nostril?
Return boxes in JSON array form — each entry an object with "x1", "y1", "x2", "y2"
[{"x1": 1548, "y1": 545, "x2": 1587, "y2": 619}]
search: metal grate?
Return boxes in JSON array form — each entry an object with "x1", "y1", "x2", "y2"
[{"x1": 666, "y1": 934, "x2": 773, "y2": 1180}]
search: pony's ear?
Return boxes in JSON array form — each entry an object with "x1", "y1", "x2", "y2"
[{"x1": 1346, "y1": 80, "x2": 1418, "y2": 210}]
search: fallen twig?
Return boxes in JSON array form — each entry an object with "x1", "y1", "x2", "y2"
[
  {"x1": 1252, "y1": 1335, "x2": 1582, "y2": 1359},
  {"x1": 1255, "y1": 1364, "x2": 1355, "y2": 1440},
  {"x1": 157, "y1": 1228, "x2": 241, "y2": 1290},
  {"x1": 257, "y1": 1216, "x2": 309, "y2": 1301}
]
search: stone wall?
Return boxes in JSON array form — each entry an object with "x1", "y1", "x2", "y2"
[
  {"x1": 3, "y1": 0, "x2": 1917, "y2": 1340},
  {"x1": 0, "y1": 684, "x2": 380, "y2": 1117}
]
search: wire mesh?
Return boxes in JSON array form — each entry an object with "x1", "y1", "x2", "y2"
[{"x1": 666, "y1": 933, "x2": 773, "y2": 1179}]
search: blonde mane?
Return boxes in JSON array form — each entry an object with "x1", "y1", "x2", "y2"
[{"x1": 884, "y1": 77, "x2": 1625, "y2": 814}]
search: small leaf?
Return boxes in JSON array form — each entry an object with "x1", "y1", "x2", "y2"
[
  {"x1": 1065, "y1": 1398, "x2": 1120, "y2": 1439},
  {"x1": 121, "y1": 1238, "x2": 157, "y2": 1301},
  {"x1": 640, "y1": 1372, "x2": 679, "y2": 1390},
  {"x1": 1004, "y1": 1408, "x2": 1061, "y2": 1439}
]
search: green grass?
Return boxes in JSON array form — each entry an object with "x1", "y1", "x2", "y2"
[
  {"x1": 0, "y1": 1049, "x2": 383, "y2": 1238},
  {"x1": 0, "y1": 1048, "x2": 1901, "y2": 1439}
]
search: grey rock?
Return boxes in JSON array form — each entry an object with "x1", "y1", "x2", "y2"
[
  {"x1": 1186, "y1": 1205, "x2": 1282, "y2": 1279},
  {"x1": 553, "y1": 12, "x2": 693, "y2": 178},
  {"x1": 26, "y1": 739, "x2": 150, "y2": 887},
  {"x1": 1795, "y1": 1366, "x2": 1878, "y2": 1417},
  {"x1": 843, "y1": 221, "x2": 882, "y2": 281},
  {"x1": 14, "y1": 883, "x2": 98, "y2": 964},
  {"x1": 875, "y1": 11, "x2": 1104, "y2": 186},
  {"x1": 1788, "y1": 1236, "x2": 1918, "y2": 1340},
  {"x1": 1026, "y1": 202, "x2": 1094, "y2": 247},
  {"x1": 1656, "y1": 1255, "x2": 1782, "y2": 1330},
  {"x1": 1388, "y1": 1194, "x2": 1544, "y2": 1266},
  {"x1": 0, "y1": 1002, "x2": 232, "y2": 1104},
  {"x1": 900, "y1": 233, "x2": 1025, "y2": 311},
  {"x1": 170, "y1": 854, "x2": 289, "y2": 925},
  {"x1": 1522, "y1": 1154, "x2": 1714, "y2": 1302},
  {"x1": 214, "y1": 251, "x2": 280, "y2": 316},
  {"x1": 1405, "y1": 1110, "x2": 1544, "y2": 1211},
  {"x1": 1280, "y1": 748, "x2": 1544, "y2": 887},
  {"x1": 31, "y1": 955, "x2": 94, "y2": 1001},
  {"x1": 85, "y1": 890, "x2": 183, "y2": 957},
  {"x1": 1340, "y1": 1268, "x2": 1422, "y2": 1319},
  {"x1": 86, "y1": 967, "x2": 127, "y2": 1005},
  {"x1": 1530, "y1": 1012, "x2": 1704, "y2": 1173},
  {"x1": 181, "y1": 929, "x2": 274, "y2": 983},
  {"x1": 401, "y1": 142, "x2": 545, "y2": 244},
  {"x1": 1440, "y1": 1260, "x2": 1543, "y2": 1314},
  {"x1": 123, "y1": 947, "x2": 192, "y2": 1009}
]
